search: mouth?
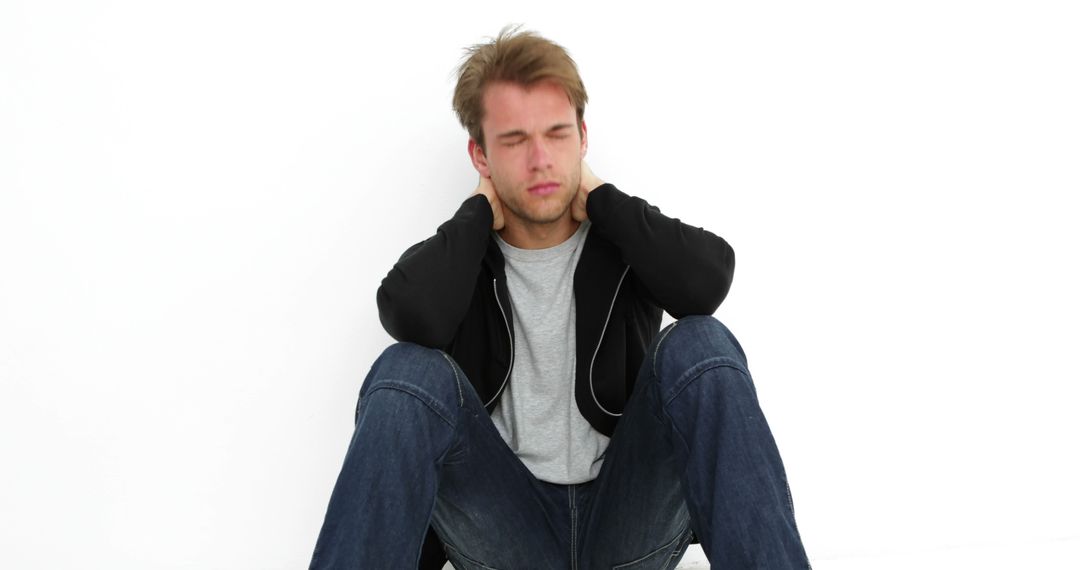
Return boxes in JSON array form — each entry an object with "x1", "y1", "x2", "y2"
[{"x1": 527, "y1": 182, "x2": 559, "y2": 196}]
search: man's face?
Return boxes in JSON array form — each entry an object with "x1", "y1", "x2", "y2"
[{"x1": 470, "y1": 80, "x2": 586, "y2": 228}]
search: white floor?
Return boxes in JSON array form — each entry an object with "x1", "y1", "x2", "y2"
[
  {"x1": 442, "y1": 536, "x2": 1080, "y2": 569},
  {"x1": 677, "y1": 536, "x2": 1080, "y2": 569}
]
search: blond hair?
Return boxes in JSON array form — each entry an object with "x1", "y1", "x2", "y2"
[{"x1": 453, "y1": 26, "x2": 588, "y2": 150}]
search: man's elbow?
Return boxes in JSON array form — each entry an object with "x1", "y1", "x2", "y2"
[
  {"x1": 669, "y1": 247, "x2": 734, "y2": 317},
  {"x1": 376, "y1": 289, "x2": 456, "y2": 349}
]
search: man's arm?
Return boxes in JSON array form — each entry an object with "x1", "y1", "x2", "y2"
[
  {"x1": 579, "y1": 164, "x2": 736, "y2": 317},
  {"x1": 376, "y1": 179, "x2": 498, "y2": 348}
]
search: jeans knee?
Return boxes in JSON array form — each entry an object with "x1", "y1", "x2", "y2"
[
  {"x1": 359, "y1": 342, "x2": 465, "y2": 414},
  {"x1": 376, "y1": 342, "x2": 449, "y2": 371},
  {"x1": 652, "y1": 316, "x2": 748, "y2": 385}
]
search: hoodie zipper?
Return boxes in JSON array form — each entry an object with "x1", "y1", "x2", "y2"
[
  {"x1": 486, "y1": 277, "x2": 514, "y2": 408},
  {"x1": 488, "y1": 267, "x2": 628, "y2": 416},
  {"x1": 589, "y1": 266, "x2": 630, "y2": 417}
]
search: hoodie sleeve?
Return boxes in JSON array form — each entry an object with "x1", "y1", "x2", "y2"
[
  {"x1": 376, "y1": 194, "x2": 494, "y2": 348},
  {"x1": 586, "y1": 183, "x2": 735, "y2": 317}
]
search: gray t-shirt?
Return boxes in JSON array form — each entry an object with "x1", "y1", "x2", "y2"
[{"x1": 491, "y1": 222, "x2": 610, "y2": 484}]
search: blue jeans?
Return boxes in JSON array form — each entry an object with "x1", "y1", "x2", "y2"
[{"x1": 310, "y1": 316, "x2": 809, "y2": 569}]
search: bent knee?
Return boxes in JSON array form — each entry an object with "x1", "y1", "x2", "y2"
[
  {"x1": 653, "y1": 316, "x2": 748, "y2": 382},
  {"x1": 378, "y1": 342, "x2": 447, "y2": 367},
  {"x1": 363, "y1": 342, "x2": 465, "y2": 407}
]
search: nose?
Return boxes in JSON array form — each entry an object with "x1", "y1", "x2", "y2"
[{"x1": 527, "y1": 137, "x2": 552, "y2": 171}]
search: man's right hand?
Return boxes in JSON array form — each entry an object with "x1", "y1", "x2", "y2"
[{"x1": 474, "y1": 176, "x2": 505, "y2": 230}]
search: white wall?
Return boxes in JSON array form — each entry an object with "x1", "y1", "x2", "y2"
[{"x1": 2, "y1": 1, "x2": 1078, "y2": 568}]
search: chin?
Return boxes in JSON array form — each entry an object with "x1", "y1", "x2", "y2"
[
  {"x1": 530, "y1": 209, "x2": 575, "y2": 226},
  {"x1": 525, "y1": 198, "x2": 575, "y2": 222},
  {"x1": 505, "y1": 203, "x2": 567, "y2": 226}
]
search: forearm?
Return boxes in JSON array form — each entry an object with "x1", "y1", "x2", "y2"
[
  {"x1": 376, "y1": 194, "x2": 493, "y2": 348},
  {"x1": 586, "y1": 184, "x2": 735, "y2": 317}
]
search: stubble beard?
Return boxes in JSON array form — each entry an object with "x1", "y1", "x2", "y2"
[{"x1": 495, "y1": 167, "x2": 582, "y2": 227}]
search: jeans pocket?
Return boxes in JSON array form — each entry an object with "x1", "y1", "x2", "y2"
[
  {"x1": 442, "y1": 542, "x2": 503, "y2": 570},
  {"x1": 611, "y1": 525, "x2": 694, "y2": 570}
]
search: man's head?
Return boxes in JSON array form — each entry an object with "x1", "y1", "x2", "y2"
[
  {"x1": 453, "y1": 26, "x2": 588, "y2": 152},
  {"x1": 453, "y1": 27, "x2": 590, "y2": 235}
]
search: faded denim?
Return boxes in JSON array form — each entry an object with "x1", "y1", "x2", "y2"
[{"x1": 310, "y1": 316, "x2": 809, "y2": 569}]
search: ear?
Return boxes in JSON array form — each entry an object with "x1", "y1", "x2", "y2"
[
  {"x1": 580, "y1": 120, "x2": 589, "y2": 158},
  {"x1": 468, "y1": 139, "x2": 491, "y2": 178}
]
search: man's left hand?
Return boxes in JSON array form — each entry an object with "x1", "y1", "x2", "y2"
[{"x1": 573, "y1": 160, "x2": 604, "y2": 222}]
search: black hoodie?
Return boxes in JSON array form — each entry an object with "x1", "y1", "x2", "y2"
[{"x1": 376, "y1": 183, "x2": 735, "y2": 437}]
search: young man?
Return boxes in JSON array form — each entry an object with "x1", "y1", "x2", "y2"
[{"x1": 311, "y1": 28, "x2": 809, "y2": 569}]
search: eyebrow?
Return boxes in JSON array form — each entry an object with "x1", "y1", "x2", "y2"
[
  {"x1": 495, "y1": 123, "x2": 576, "y2": 140},
  {"x1": 495, "y1": 130, "x2": 528, "y2": 140}
]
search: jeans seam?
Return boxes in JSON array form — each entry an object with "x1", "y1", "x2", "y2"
[
  {"x1": 610, "y1": 521, "x2": 692, "y2": 569},
  {"x1": 570, "y1": 485, "x2": 578, "y2": 570},
  {"x1": 661, "y1": 359, "x2": 750, "y2": 410},
  {"x1": 442, "y1": 541, "x2": 502, "y2": 570},
  {"x1": 650, "y1": 321, "x2": 681, "y2": 379},
  {"x1": 438, "y1": 351, "x2": 465, "y2": 407},
  {"x1": 364, "y1": 382, "x2": 456, "y2": 427},
  {"x1": 664, "y1": 528, "x2": 695, "y2": 570}
]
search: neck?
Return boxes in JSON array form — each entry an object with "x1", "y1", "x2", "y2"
[{"x1": 498, "y1": 215, "x2": 580, "y2": 249}]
